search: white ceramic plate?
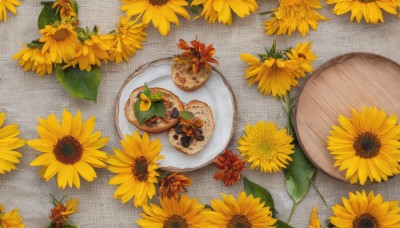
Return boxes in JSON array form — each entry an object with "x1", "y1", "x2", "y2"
[{"x1": 116, "y1": 58, "x2": 236, "y2": 172}]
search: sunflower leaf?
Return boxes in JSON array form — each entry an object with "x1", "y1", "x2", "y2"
[
  {"x1": 55, "y1": 65, "x2": 101, "y2": 102},
  {"x1": 276, "y1": 220, "x2": 293, "y2": 228},
  {"x1": 38, "y1": 2, "x2": 60, "y2": 30},
  {"x1": 243, "y1": 176, "x2": 277, "y2": 217},
  {"x1": 283, "y1": 143, "x2": 315, "y2": 204}
]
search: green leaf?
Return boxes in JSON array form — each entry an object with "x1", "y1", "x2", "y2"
[
  {"x1": 143, "y1": 84, "x2": 150, "y2": 97},
  {"x1": 71, "y1": 0, "x2": 79, "y2": 16},
  {"x1": 283, "y1": 143, "x2": 316, "y2": 204},
  {"x1": 134, "y1": 100, "x2": 155, "y2": 125},
  {"x1": 149, "y1": 91, "x2": 163, "y2": 102},
  {"x1": 204, "y1": 204, "x2": 212, "y2": 210},
  {"x1": 55, "y1": 65, "x2": 101, "y2": 102},
  {"x1": 276, "y1": 220, "x2": 293, "y2": 228},
  {"x1": 38, "y1": 2, "x2": 60, "y2": 30},
  {"x1": 152, "y1": 101, "x2": 166, "y2": 117},
  {"x1": 243, "y1": 176, "x2": 277, "y2": 216},
  {"x1": 179, "y1": 111, "x2": 195, "y2": 120}
]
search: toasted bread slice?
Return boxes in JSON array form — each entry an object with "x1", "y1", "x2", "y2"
[
  {"x1": 168, "y1": 100, "x2": 214, "y2": 154},
  {"x1": 171, "y1": 62, "x2": 211, "y2": 91},
  {"x1": 125, "y1": 87, "x2": 184, "y2": 134}
]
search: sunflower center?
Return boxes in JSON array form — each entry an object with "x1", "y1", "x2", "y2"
[
  {"x1": 227, "y1": 215, "x2": 251, "y2": 228},
  {"x1": 353, "y1": 132, "x2": 381, "y2": 158},
  {"x1": 353, "y1": 213, "x2": 378, "y2": 228},
  {"x1": 258, "y1": 141, "x2": 274, "y2": 154},
  {"x1": 54, "y1": 28, "x2": 70, "y2": 41},
  {"x1": 53, "y1": 136, "x2": 83, "y2": 164},
  {"x1": 163, "y1": 215, "x2": 188, "y2": 228},
  {"x1": 132, "y1": 156, "x2": 149, "y2": 182},
  {"x1": 149, "y1": 0, "x2": 168, "y2": 6}
]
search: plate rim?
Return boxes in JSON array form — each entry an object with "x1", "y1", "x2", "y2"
[
  {"x1": 115, "y1": 57, "x2": 237, "y2": 172},
  {"x1": 293, "y1": 52, "x2": 400, "y2": 184}
]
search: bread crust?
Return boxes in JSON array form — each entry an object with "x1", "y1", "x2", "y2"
[
  {"x1": 124, "y1": 87, "x2": 184, "y2": 133},
  {"x1": 168, "y1": 100, "x2": 215, "y2": 155},
  {"x1": 171, "y1": 62, "x2": 211, "y2": 91}
]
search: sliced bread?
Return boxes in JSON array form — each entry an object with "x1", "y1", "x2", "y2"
[
  {"x1": 171, "y1": 62, "x2": 212, "y2": 91},
  {"x1": 168, "y1": 100, "x2": 215, "y2": 155},
  {"x1": 124, "y1": 87, "x2": 184, "y2": 134}
]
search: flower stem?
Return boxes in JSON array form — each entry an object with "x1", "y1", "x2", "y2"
[
  {"x1": 280, "y1": 93, "x2": 294, "y2": 137},
  {"x1": 308, "y1": 177, "x2": 328, "y2": 209},
  {"x1": 259, "y1": 11, "x2": 274, "y2": 15},
  {"x1": 287, "y1": 202, "x2": 296, "y2": 223}
]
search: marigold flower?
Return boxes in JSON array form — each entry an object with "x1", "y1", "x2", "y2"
[
  {"x1": 159, "y1": 172, "x2": 192, "y2": 199},
  {"x1": 214, "y1": 149, "x2": 245, "y2": 186},
  {"x1": 49, "y1": 198, "x2": 78, "y2": 228}
]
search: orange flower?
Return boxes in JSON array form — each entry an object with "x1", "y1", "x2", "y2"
[
  {"x1": 214, "y1": 150, "x2": 245, "y2": 186},
  {"x1": 159, "y1": 173, "x2": 192, "y2": 199},
  {"x1": 49, "y1": 198, "x2": 78, "y2": 228},
  {"x1": 175, "y1": 38, "x2": 219, "y2": 75},
  {"x1": 181, "y1": 117, "x2": 203, "y2": 138}
]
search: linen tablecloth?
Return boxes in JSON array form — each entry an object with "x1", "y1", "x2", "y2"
[{"x1": 1, "y1": 0, "x2": 400, "y2": 227}]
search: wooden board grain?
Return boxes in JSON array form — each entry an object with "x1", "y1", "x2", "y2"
[{"x1": 294, "y1": 53, "x2": 400, "y2": 183}]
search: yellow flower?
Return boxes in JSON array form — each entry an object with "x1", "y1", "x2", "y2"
[
  {"x1": 137, "y1": 195, "x2": 209, "y2": 227},
  {"x1": 205, "y1": 192, "x2": 277, "y2": 228},
  {"x1": 28, "y1": 109, "x2": 109, "y2": 189},
  {"x1": 191, "y1": 0, "x2": 258, "y2": 25},
  {"x1": 64, "y1": 34, "x2": 114, "y2": 71},
  {"x1": 39, "y1": 22, "x2": 79, "y2": 62},
  {"x1": 330, "y1": 190, "x2": 400, "y2": 227},
  {"x1": 52, "y1": 0, "x2": 77, "y2": 19},
  {"x1": 309, "y1": 207, "x2": 321, "y2": 228},
  {"x1": 240, "y1": 54, "x2": 299, "y2": 97},
  {"x1": 264, "y1": 0, "x2": 327, "y2": 37},
  {"x1": 286, "y1": 41, "x2": 316, "y2": 79},
  {"x1": 49, "y1": 198, "x2": 78, "y2": 226},
  {"x1": 109, "y1": 16, "x2": 147, "y2": 64},
  {"x1": 0, "y1": 0, "x2": 21, "y2": 22},
  {"x1": 0, "y1": 204, "x2": 24, "y2": 228},
  {"x1": 237, "y1": 121, "x2": 294, "y2": 173},
  {"x1": 327, "y1": 106, "x2": 400, "y2": 185},
  {"x1": 0, "y1": 112, "x2": 25, "y2": 175},
  {"x1": 107, "y1": 131, "x2": 163, "y2": 208},
  {"x1": 327, "y1": 0, "x2": 398, "y2": 24},
  {"x1": 120, "y1": 0, "x2": 190, "y2": 36},
  {"x1": 12, "y1": 45, "x2": 55, "y2": 77},
  {"x1": 139, "y1": 93, "x2": 152, "y2": 111}
]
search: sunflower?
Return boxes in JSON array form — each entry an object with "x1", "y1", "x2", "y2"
[
  {"x1": 12, "y1": 44, "x2": 55, "y2": 77},
  {"x1": 64, "y1": 29, "x2": 114, "y2": 71},
  {"x1": 0, "y1": 204, "x2": 24, "y2": 228},
  {"x1": 120, "y1": 0, "x2": 190, "y2": 36},
  {"x1": 49, "y1": 198, "x2": 78, "y2": 227},
  {"x1": 0, "y1": 112, "x2": 25, "y2": 175},
  {"x1": 108, "y1": 16, "x2": 147, "y2": 64},
  {"x1": 28, "y1": 109, "x2": 109, "y2": 189},
  {"x1": 107, "y1": 131, "x2": 163, "y2": 208},
  {"x1": 0, "y1": 0, "x2": 21, "y2": 22},
  {"x1": 39, "y1": 22, "x2": 79, "y2": 62},
  {"x1": 137, "y1": 194, "x2": 209, "y2": 227},
  {"x1": 286, "y1": 41, "x2": 316, "y2": 79},
  {"x1": 327, "y1": 0, "x2": 398, "y2": 24},
  {"x1": 309, "y1": 207, "x2": 321, "y2": 228},
  {"x1": 330, "y1": 190, "x2": 400, "y2": 227},
  {"x1": 327, "y1": 106, "x2": 400, "y2": 185},
  {"x1": 264, "y1": 0, "x2": 327, "y2": 37},
  {"x1": 240, "y1": 53, "x2": 299, "y2": 97},
  {"x1": 191, "y1": 0, "x2": 258, "y2": 25},
  {"x1": 237, "y1": 121, "x2": 294, "y2": 173},
  {"x1": 205, "y1": 192, "x2": 277, "y2": 228}
]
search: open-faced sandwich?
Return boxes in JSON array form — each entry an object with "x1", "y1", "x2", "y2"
[
  {"x1": 172, "y1": 38, "x2": 218, "y2": 91},
  {"x1": 125, "y1": 84, "x2": 184, "y2": 133},
  {"x1": 168, "y1": 100, "x2": 214, "y2": 155}
]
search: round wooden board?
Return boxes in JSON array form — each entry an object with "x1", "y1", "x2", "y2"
[{"x1": 294, "y1": 53, "x2": 400, "y2": 183}]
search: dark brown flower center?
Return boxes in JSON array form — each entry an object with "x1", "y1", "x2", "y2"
[
  {"x1": 54, "y1": 28, "x2": 70, "y2": 41},
  {"x1": 353, "y1": 132, "x2": 381, "y2": 158},
  {"x1": 353, "y1": 213, "x2": 378, "y2": 228},
  {"x1": 163, "y1": 215, "x2": 188, "y2": 228},
  {"x1": 53, "y1": 136, "x2": 83, "y2": 164},
  {"x1": 227, "y1": 215, "x2": 251, "y2": 228},
  {"x1": 133, "y1": 156, "x2": 149, "y2": 182},
  {"x1": 149, "y1": 0, "x2": 168, "y2": 6}
]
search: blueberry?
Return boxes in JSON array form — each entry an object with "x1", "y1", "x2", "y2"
[
  {"x1": 197, "y1": 135, "x2": 205, "y2": 141},
  {"x1": 170, "y1": 107, "x2": 179, "y2": 118},
  {"x1": 175, "y1": 125, "x2": 183, "y2": 134},
  {"x1": 182, "y1": 141, "x2": 190, "y2": 148},
  {"x1": 173, "y1": 135, "x2": 179, "y2": 140}
]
